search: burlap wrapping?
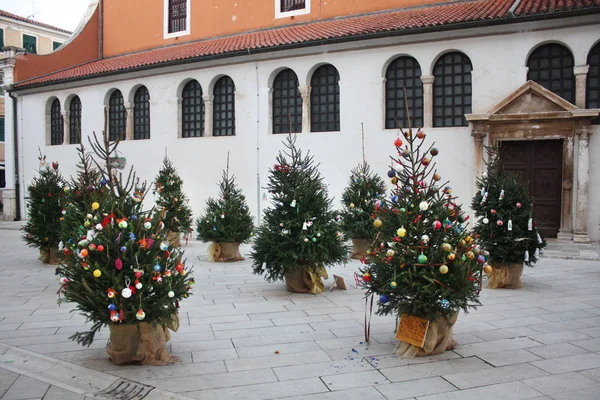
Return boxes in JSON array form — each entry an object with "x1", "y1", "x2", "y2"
[
  {"x1": 351, "y1": 238, "x2": 371, "y2": 259},
  {"x1": 395, "y1": 313, "x2": 458, "y2": 358},
  {"x1": 486, "y1": 263, "x2": 524, "y2": 289},
  {"x1": 39, "y1": 247, "x2": 62, "y2": 265},
  {"x1": 166, "y1": 231, "x2": 181, "y2": 248},
  {"x1": 285, "y1": 265, "x2": 329, "y2": 294},
  {"x1": 106, "y1": 314, "x2": 180, "y2": 366},
  {"x1": 208, "y1": 242, "x2": 244, "y2": 262}
]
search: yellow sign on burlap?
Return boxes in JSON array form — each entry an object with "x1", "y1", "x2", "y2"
[{"x1": 396, "y1": 314, "x2": 430, "y2": 348}]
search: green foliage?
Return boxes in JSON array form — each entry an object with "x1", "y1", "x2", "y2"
[
  {"x1": 22, "y1": 153, "x2": 66, "y2": 252},
  {"x1": 339, "y1": 162, "x2": 386, "y2": 239},
  {"x1": 251, "y1": 135, "x2": 348, "y2": 282},
  {"x1": 471, "y1": 147, "x2": 547, "y2": 266},
  {"x1": 360, "y1": 131, "x2": 482, "y2": 322},
  {"x1": 154, "y1": 157, "x2": 193, "y2": 234},
  {"x1": 56, "y1": 132, "x2": 193, "y2": 346},
  {"x1": 196, "y1": 169, "x2": 254, "y2": 244}
]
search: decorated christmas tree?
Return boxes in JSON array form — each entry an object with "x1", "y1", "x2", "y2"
[
  {"x1": 251, "y1": 135, "x2": 348, "y2": 293},
  {"x1": 339, "y1": 161, "x2": 386, "y2": 259},
  {"x1": 22, "y1": 151, "x2": 66, "y2": 264},
  {"x1": 153, "y1": 156, "x2": 193, "y2": 247},
  {"x1": 471, "y1": 146, "x2": 547, "y2": 289},
  {"x1": 360, "y1": 127, "x2": 483, "y2": 358},
  {"x1": 196, "y1": 162, "x2": 253, "y2": 262},
  {"x1": 56, "y1": 131, "x2": 193, "y2": 365}
]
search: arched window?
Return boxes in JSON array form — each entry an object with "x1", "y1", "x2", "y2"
[
  {"x1": 108, "y1": 90, "x2": 126, "y2": 141},
  {"x1": 69, "y1": 96, "x2": 82, "y2": 144},
  {"x1": 433, "y1": 52, "x2": 472, "y2": 127},
  {"x1": 587, "y1": 42, "x2": 600, "y2": 124},
  {"x1": 213, "y1": 76, "x2": 236, "y2": 136},
  {"x1": 273, "y1": 69, "x2": 302, "y2": 134},
  {"x1": 50, "y1": 99, "x2": 64, "y2": 145},
  {"x1": 310, "y1": 64, "x2": 340, "y2": 132},
  {"x1": 133, "y1": 86, "x2": 151, "y2": 140},
  {"x1": 181, "y1": 80, "x2": 204, "y2": 137},
  {"x1": 527, "y1": 43, "x2": 575, "y2": 104},
  {"x1": 385, "y1": 56, "x2": 423, "y2": 128}
]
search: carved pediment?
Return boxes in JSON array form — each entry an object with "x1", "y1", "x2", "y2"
[{"x1": 487, "y1": 80, "x2": 577, "y2": 116}]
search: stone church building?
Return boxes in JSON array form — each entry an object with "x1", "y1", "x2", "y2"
[{"x1": 1, "y1": 0, "x2": 599, "y2": 241}]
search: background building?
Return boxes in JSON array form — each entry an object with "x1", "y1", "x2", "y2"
[
  {"x1": 1, "y1": 0, "x2": 599, "y2": 241},
  {"x1": 0, "y1": 9, "x2": 71, "y2": 217}
]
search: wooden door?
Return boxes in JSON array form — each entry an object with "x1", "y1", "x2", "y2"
[{"x1": 500, "y1": 140, "x2": 563, "y2": 238}]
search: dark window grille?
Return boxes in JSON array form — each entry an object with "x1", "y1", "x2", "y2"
[
  {"x1": 280, "y1": 0, "x2": 306, "y2": 12},
  {"x1": 168, "y1": 0, "x2": 187, "y2": 33},
  {"x1": 53, "y1": 41, "x2": 62, "y2": 51},
  {"x1": 385, "y1": 56, "x2": 423, "y2": 129},
  {"x1": 273, "y1": 69, "x2": 302, "y2": 134},
  {"x1": 587, "y1": 42, "x2": 600, "y2": 124},
  {"x1": 527, "y1": 43, "x2": 575, "y2": 104},
  {"x1": 182, "y1": 80, "x2": 204, "y2": 137},
  {"x1": 108, "y1": 90, "x2": 126, "y2": 141},
  {"x1": 0, "y1": 29, "x2": 4, "y2": 49},
  {"x1": 213, "y1": 76, "x2": 236, "y2": 137},
  {"x1": 310, "y1": 64, "x2": 340, "y2": 132},
  {"x1": 0, "y1": 117, "x2": 5, "y2": 141},
  {"x1": 23, "y1": 34, "x2": 37, "y2": 54},
  {"x1": 133, "y1": 86, "x2": 151, "y2": 140},
  {"x1": 50, "y1": 99, "x2": 64, "y2": 145},
  {"x1": 69, "y1": 96, "x2": 82, "y2": 144},
  {"x1": 433, "y1": 52, "x2": 472, "y2": 127}
]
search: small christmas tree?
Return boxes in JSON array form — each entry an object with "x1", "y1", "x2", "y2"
[
  {"x1": 153, "y1": 156, "x2": 193, "y2": 247},
  {"x1": 471, "y1": 146, "x2": 547, "y2": 289},
  {"x1": 360, "y1": 127, "x2": 483, "y2": 357},
  {"x1": 196, "y1": 164, "x2": 253, "y2": 262},
  {"x1": 56, "y1": 130, "x2": 193, "y2": 365},
  {"x1": 251, "y1": 135, "x2": 348, "y2": 293},
  {"x1": 22, "y1": 151, "x2": 66, "y2": 264},
  {"x1": 339, "y1": 162, "x2": 386, "y2": 258}
]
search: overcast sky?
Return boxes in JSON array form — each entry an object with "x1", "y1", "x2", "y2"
[{"x1": 0, "y1": 0, "x2": 88, "y2": 32}]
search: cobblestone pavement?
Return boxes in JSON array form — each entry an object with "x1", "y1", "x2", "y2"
[{"x1": 1, "y1": 225, "x2": 600, "y2": 400}]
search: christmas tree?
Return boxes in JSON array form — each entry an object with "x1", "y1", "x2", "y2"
[
  {"x1": 196, "y1": 165, "x2": 254, "y2": 262},
  {"x1": 251, "y1": 135, "x2": 348, "y2": 293},
  {"x1": 60, "y1": 144, "x2": 101, "y2": 248},
  {"x1": 22, "y1": 151, "x2": 66, "y2": 264},
  {"x1": 153, "y1": 156, "x2": 193, "y2": 247},
  {"x1": 56, "y1": 131, "x2": 193, "y2": 365},
  {"x1": 471, "y1": 146, "x2": 547, "y2": 289},
  {"x1": 339, "y1": 161, "x2": 386, "y2": 258},
  {"x1": 360, "y1": 128, "x2": 483, "y2": 357}
]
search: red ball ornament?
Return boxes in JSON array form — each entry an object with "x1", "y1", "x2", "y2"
[
  {"x1": 421, "y1": 157, "x2": 430, "y2": 166},
  {"x1": 362, "y1": 273, "x2": 372, "y2": 282},
  {"x1": 516, "y1": 202, "x2": 522, "y2": 208},
  {"x1": 432, "y1": 220, "x2": 442, "y2": 230},
  {"x1": 497, "y1": 220, "x2": 504, "y2": 226},
  {"x1": 430, "y1": 148, "x2": 439, "y2": 156},
  {"x1": 394, "y1": 138, "x2": 403, "y2": 147},
  {"x1": 97, "y1": 245, "x2": 104, "y2": 252},
  {"x1": 416, "y1": 130, "x2": 426, "y2": 139},
  {"x1": 491, "y1": 209, "x2": 497, "y2": 215}
]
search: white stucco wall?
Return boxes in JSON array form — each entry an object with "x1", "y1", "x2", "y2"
[{"x1": 13, "y1": 17, "x2": 600, "y2": 240}]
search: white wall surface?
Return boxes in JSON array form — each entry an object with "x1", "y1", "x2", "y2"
[{"x1": 14, "y1": 20, "x2": 600, "y2": 240}]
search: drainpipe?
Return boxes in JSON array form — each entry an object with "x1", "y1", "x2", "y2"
[
  {"x1": 7, "y1": 90, "x2": 21, "y2": 221},
  {"x1": 508, "y1": 0, "x2": 523, "y2": 18},
  {"x1": 98, "y1": 0, "x2": 104, "y2": 58},
  {"x1": 254, "y1": 60, "x2": 261, "y2": 226}
]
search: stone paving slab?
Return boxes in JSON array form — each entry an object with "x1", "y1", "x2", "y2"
[{"x1": 1, "y1": 227, "x2": 600, "y2": 399}]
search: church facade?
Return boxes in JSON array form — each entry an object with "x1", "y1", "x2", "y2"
[{"x1": 2, "y1": 0, "x2": 599, "y2": 241}]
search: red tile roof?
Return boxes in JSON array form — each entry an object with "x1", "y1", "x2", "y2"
[
  {"x1": 14, "y1": 0, "x2": 600, "y2": 89},
  {"x1": 0, "y1": 9, "x2": 72, "y2": 34}
]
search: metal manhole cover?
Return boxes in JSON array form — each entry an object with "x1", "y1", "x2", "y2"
[{"x1": 89, "y1": 379, "x2": 154, "y2": 400}]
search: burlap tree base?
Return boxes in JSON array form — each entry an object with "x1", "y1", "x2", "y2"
[
  {"x1": 107, "y1": 322, "x2": 178, "y2": 366},
  {"x1": 208, "y1": 242, "x2": 244, "y2": 262},
  {"x1": 395, "y1": 313, "x2": 458, "y2": 358},
  {"x1": 166, "y1": 231, "x2": 181, "y2": 248},
  {"x1": 39, "y1": 248, "x2": 62, "y2": 265},
  {"x1": 486, "y1": 263, "x2": 524, "y2": 289},
  {"x1": 285, "y1": 266, "x2": 329, "y2": 294},
  {"x1": 350, "y1": 238, "x2": 370, "y2": 259}
]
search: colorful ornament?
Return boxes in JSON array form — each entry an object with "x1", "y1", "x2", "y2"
[
  {"x1": 144, "y1": 221, "x2": 152, "y2": 229},
  {"x1": 432, "y1": 220, "x2": 442, "y2": 230},
  {"x1": 499, "y1": 189, "x2": 505, "y2": 200},
  {"x1": 168, "y1": 291, "x2": 175, "y2": 298},
  {"x1": 417, "y1": 253, "x2": 427, "y2": 263},
  {"x1": 92, "y1": 202, "x2": 100, "y2": 210},
  {"x1": 159, "y1": 242, "x2": 168, "y2": 251},
  {"x1": 107, "y1": 288, "x2": 116, "y2": 298},
  {"x1": 136, "y1": 310, "x2": 146, "y2": 320},
  {"x1": 349, "y1": 203, "x2": 355, "y2": 209},
  {"x1": 387, "y1": 169, "x2": 396, "y2": 178},
  {"x1": 466, "y1": 251, "x2": 475, "y2": 260},
  {"x1": 416, "y1": 130, "x2": 426, "y2": 139},
  {"x1": 477, "y1": 255, "x2": 486, "y2": 264},
  {"x1": 418, "y1": 201, "x2": 429, "y2": 211},
  {"x1": 120, "y1": 246, "x2": 127, "y2": 252},
  {"x1": 115, "y1": 258, "x2": 123, "y2": 270},
  {"x1": 80, "y1": 249, "x2": 89, "y2": 258},
  {"x1": 97, "y1": 245, "x2": 104, "y2": 252},
  {"x1": 394, "y1": 138, "x2": 403, "y2": 147},
  {"x1": 311, "y1": 237, "x2": 317, "y2": 243},
  {"x1": 430, "y1": 148, "x2": 439, "y2": 156},
  {"x1": 483, "y1": 264, "x2": 493, "y2": 274},
  {"x1": 362, "y1": 273, "x2": 372, "y2": 282},
  {"x1": 379, "y1": 295, "x2": 389, "y2": 304},
  {"x1": 439, "y1": 299, "x2": 450, "y2": 309},
  {"x1": 121, "y1": 288, "x2": 132, "y2": 298},
  {"x1": 110, "y1": 312, "x2": 120, "y2": 322},
  {"x1": 447, "y1": 253, "x2": 456, "y2": 261},
  {"x1": 93, "y1": 269, "x2": 101, "y2": 278},
  {"x1": 439, "y1": 265, "x2": 449, "y2": 274},
  {"x1": 108, "y1": 304, "x2": 116, "y2": 311},
  {"x1": 118, "y1": 220, "x2": 128, "y2": 229},
  {"x1": 390, "y1": 281, "x2": 397, "y2": 289},
  {"x1": 482, "y1": 217, "x2": 489, "y2": 224},
  {"x1": 397, "y1": 227, "x2": 407, "y2": 237},
  {"x1": 433, "y1": 173, "x2": 441, "y2": 181},
  {"x1": 517, "y1": 202, "x2": 522, "y2": 208},
  {"x1": 421, "y1": 235, "x2": 430, "y2": 244},
  {"x1": 421, "y1": 157, "x2": 430, "y2": 166},
  {"x1": 135, "y1": 281, "x2": 142, "y2": 290},
  {"x1": 303, "y1": 238, "x2": 309, "y2": 243},
  {"x1": 497, "y1": 220, "x2": 504, "y2": 226},
  {"x1": 153, "y1": 263, "x2": 161, "y2": 272},
  {"x1": 386, "y1": 249, "x2": 395, "y2": 257},
  {"x1": 373, "y1": 218, "x2": 382, "y2": 228},
  {"x1": 507, "y1": 219, "x2": 513, "y2": 231},
  {"x1": 490, "y1": 209, "x2": 497, "y2": 215}
]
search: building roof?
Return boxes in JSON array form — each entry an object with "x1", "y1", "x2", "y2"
[
  {"x1": 14, "y1": 0, "x2": 600, "y2": 89},
  {"x1": 0, "y1": 9, "x2": 72, "y2": 35}
]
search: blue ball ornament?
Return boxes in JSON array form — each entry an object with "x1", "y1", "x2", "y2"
[
  {"x1": 439, "y1": 299, "x2": 450, "y2": 309},
  {"x1": 379, "y1": 295, "x2": 389, "y2": 304},
  {"x1": 108, "y1": 304, "x2": 116, "y2": 311},
  {"x1": 154, "y1": 264, "x2": 162, "y2": 272},
  {"x1": 387, "y1": 169, "x2": 396, "y2": 178},
  {"x1": 120, "y1": 246, "x2": 127, "y2": 252},
  {"x1": 391, "y1": 195, "x2": 398, "y2": 203},
  {"x1": 130, "y1": 215, "x2": 138, "y2": 221},
  {"x1": 477, "y1": 255, "x2": 486, "y2": 264},
  {"x1": 100, "y1": 179, "x2": 107, "y2": 186}
]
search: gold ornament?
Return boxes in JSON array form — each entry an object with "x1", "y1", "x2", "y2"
[
  {"x1": 484, "y1": 265, "x2": 493, "y2": 274},
  {"x1": 439, "y1": 265, "x2": 449, "y2": 274},
  {"x1": 397, "y1": 227, "x2": 407, "y2": 237},
  {"x1": 373, "y1": 218, "x2": 382, "y2": 228}
]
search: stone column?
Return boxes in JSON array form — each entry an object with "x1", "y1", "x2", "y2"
[
  {"x1": 2, "y1": 91, "x2": 17, "y2": 220},
  {"x1": 299, "y1": 86, "x2": 311, "y2": 133},
  {"x1": 124, "y1": 102, "x2": 134, "y2": 140},
  {"x1": 471, "y1": 127, "x2": 487, "y2": 181},
  {"x1": 557, "y1": 136, "x2": 574, "y2": 240},
  {"x1": 176, "y1": 98, "x2": 183, "y2": 138},
  {"x1": 573, "y1": 125, "x2": 592, "y2": 243},
  {"x1": 202, "y1": 95, "x2": 213, "y2": 137},
  {"x1": 63, "y1": 111, "x2": 70, "y2": 144},
  {"x1": 421, "y1": 76, "x2": 434, "y2": 128},
  {"x1": 574, "y1": 65, "x2": 589, "y2": 109}
]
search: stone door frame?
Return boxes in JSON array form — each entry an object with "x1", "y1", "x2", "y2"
[{"x1": 466, "y1": 81, "x2": 598, "y2": 242}]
